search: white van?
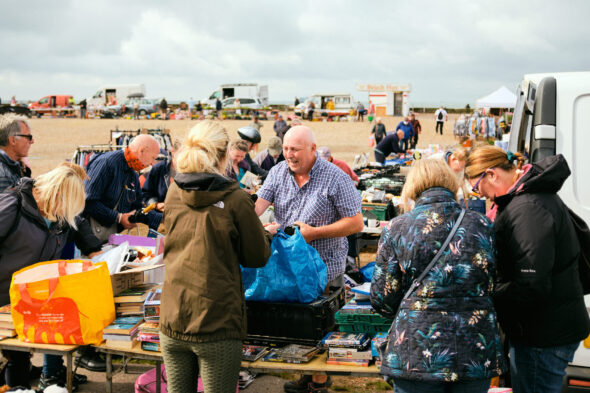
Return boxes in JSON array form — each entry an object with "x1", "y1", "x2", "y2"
[
  {"x1": 294, "y1": 93, "x2": 354, "y2": 118},
  {"x1": 508, "y1": 72, "x2": 590, "y2": 390},
  {"x1": 87, "y1": 84, "x2": 146, "y2": 112},
  {"x1": 202, "y1": 83, "x2": 268, "y2": 107}
]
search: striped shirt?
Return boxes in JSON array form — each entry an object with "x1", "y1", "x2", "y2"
[{"x1": 258, "y1": 155, "x2": 361, "y2": 281}]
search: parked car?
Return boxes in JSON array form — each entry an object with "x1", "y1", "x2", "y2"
[
  {"x1": 106, "y1": 98, "x2": 159, "y2": 117},
  {"x1": 221, "y1": 97, "x2": 264, "y2": 110}
]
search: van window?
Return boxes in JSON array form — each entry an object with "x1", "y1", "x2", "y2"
[
  {"x1": 39, "y1": 97, "x2": 48, "y2": 105},
  {"x1": 335, "y1": 97, "x2": 350, "y2": 104},
  {"x1": 93, "y1": 90, "x2": 103, "y2": 98},
  {"x1": 209, "y1": 91, "x2": 221, "y2": 100},
  {"x1": 241, "y1": 98, "x2": 255, "y2": 104},
  {"x1": 509, "y1": 83, "x2": 535, "y2": 159}
]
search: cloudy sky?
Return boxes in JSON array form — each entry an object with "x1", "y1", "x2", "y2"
[{"x1": 1, "y1": 0, "x2": 588, "y2": 106}]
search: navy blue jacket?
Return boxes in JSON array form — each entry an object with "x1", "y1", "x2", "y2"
[
  {"x1": 84, "y1": 149, "x2": 162, "y2": 229},
  {"x1": 375, "y1": 133, "x2": 403, "y2": 157},
  {"x1": 142, "y1": 159, "x2": 172, "y2": 204}
]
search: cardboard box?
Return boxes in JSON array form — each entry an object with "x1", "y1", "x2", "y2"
[{"x1": 111, "y1": 264, "x2": 164, "y2": 296}]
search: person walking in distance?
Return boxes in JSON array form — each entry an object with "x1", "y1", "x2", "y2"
[{"x1": 434, "y1": 106, "x2": 448, "y2": 135}]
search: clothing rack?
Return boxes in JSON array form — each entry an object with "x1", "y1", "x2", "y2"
[
  {"x1": 71, "y1": 144, "x2": 120, "y2": 168},
  {"x1": 110, "y1": 128, "x2": 173, "y2": 154},
  {"x1": 453, "y1": 114, "x2": 497, "y2": 139}
]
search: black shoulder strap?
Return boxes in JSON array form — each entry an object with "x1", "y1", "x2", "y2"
[
  {"x1": 403, "y1": 209, "x2": 466, "y2": 300},
  {"x1": 0, "y1": 188, "x2": 22, "y2": 244}
]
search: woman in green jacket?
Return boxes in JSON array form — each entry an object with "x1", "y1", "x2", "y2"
[{"x1": 159, "y1": 120, "x2": 271, "y2": 393}]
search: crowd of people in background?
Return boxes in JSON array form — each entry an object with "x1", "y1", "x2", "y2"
[{"x1": 0, "y1": 108, "x2": 586, "y2": 393}]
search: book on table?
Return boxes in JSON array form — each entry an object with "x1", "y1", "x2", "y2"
[
  {"x1": 321, "y1": 332, "x2": 370, "y2": 349},
  {"x1": 114, "y1": 283, "x2": 159, "y2": 303},
  {"x1": 328, "y1": 347, "x2": 373, "y2": 360},
  {"x1": 260, "y1": 344, "x2": 319, "y2": 364},
  {"x1": 103, "y1": 316, "x2": 143, "y2": 335},
  {"x1": 0, "y1": 327, "x2": 16, "y2": 339},
  {"x1": 0, "y1": 304, "x2": 12, "y2": 323},
  {"x1": 242, "y1": 345, "x2": 270, "y2": 362},
  {"x1": 115, "y1": 302, "x2": 144, "y2": 315},
  {"x1": 326, "y1": 358, "x2": 370, "y2": 367},
  {"x1": 103, "y1": 331, "x2": 138, "y2": 341},
  {"x1": 105, "y1": 339, "x2": 138, "y2": 350}
]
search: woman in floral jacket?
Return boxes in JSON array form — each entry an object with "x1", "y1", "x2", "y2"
[{"x1": 370, "y1": 159, "x2": 505, "y2": 393}]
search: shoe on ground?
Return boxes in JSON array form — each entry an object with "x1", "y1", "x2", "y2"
[
  {"x1": 308, "y1": 381, "x2": 329, "y2": 393},
  {"x1": 284, "y1": 375, "x2": 331, "y2": 393},
  {"x1": 38, "y1": 366, "x2": 87, "y2": 391},
  {"x1": 75, "y1": 352, "x2": 106, "y2": 372}
]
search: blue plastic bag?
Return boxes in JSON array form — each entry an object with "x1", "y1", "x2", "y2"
[
  {"x1": 242, "y1": 228, "x2": 327, "y2": 303},
  {"x1": 360, "y1": 261, "x2": 376, "y2": 282}
]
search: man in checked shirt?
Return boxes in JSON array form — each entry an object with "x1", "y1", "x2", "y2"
[{"x1": 255, "y1": 125, "x2": 363, "y2": 393}]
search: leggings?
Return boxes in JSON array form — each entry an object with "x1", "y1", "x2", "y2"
[{"x1": 160, "y1": 333, "x2": 242, "y2": 393}]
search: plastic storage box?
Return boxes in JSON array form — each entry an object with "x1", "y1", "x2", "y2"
[
  {"x1": 246, "y1": 287, "x2": 345, "y2": 344},
  {"x1": 336, "y1": 309, "x2": 393, "y2": 335}
]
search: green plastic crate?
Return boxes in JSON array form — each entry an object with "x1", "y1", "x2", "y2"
[{"x1": 335, "y1": 309, "x2": 393, "y2": 335}]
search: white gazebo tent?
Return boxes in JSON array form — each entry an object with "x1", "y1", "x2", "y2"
[{"x1": 476, "y1": 86, "x2": 517, "y2": 109}]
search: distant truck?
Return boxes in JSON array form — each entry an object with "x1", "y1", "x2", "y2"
[
  {"x1": 294, "y1": 93, "x2": 355, "y2": 118},
  {"x1": 87, "y1": 84, "x2": 145, "y2": 112},
  {"x1": 202, "y1": 83, "x2": 268, "y2": 107},
  {"x1": 28, "y1": 95, "x2": 73, "y2": 117}
]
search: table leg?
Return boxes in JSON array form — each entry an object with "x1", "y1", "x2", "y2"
[
  {"x1": 66, "y1": 353, "x2": 72, "y2": 393},
  {"x1": 106, "y1": 353, "x2": 112, "y2": 393},
  {"x1": 156, "y1": 360, "x2": 161, "y2": 393}
]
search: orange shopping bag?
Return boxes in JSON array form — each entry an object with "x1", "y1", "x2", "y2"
[{"x1": 9, "y1": 260, "x2": 115, "y2": 345}]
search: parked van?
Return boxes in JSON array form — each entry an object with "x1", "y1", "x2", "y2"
[
  {"x1": 294, "y1": 93, "x2": 354, "y2": 118},
  {"x1": 87, "y1": 84, "x2": 145, "y2": 112},
  {"x1": 28, "y1": 95, "x2": 73, "y2": 116},
  {"x1": 202, "y1": 83, "x2": 268, "y2": 107},
  {"x1": 508, "y1": 72, "x2": 590, "y2": 391}
]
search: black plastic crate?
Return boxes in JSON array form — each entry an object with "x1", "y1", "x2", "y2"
[{"x1": 246, "y1": 287, "x2": 344, "y2": 342}]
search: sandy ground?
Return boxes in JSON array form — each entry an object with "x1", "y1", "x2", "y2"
[
  {"x1": 25, "y1": 113, "x2": 462, "y2": 176},
  {"x1": 22, "y1": 114, "x2": 462, "y2": 392}
]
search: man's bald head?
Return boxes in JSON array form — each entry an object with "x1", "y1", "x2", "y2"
[
  {"x1": 397, "y1": 130, "x2": 405, "y2": 140},
  {"x1": 283, "y1": 126, "x2": 317, "y2": 175},
  {"x1": 284, "y1": 125, "x2": 316, "y2": 147},
  {"x1": 129, "y1": 134, "x2": 160, "y2": 168}
]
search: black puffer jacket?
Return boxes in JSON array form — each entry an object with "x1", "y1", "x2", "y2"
[{"x1": 493, "y1": 155, "x2": 590, "y2": 347}]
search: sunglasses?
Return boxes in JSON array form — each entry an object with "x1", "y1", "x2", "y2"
[
  {"x1": 471, "y1": 170, "x2": 490, "y2": 195},
  {"x1": 15, "y1": 134, "x2": 33, "y2": 141}
]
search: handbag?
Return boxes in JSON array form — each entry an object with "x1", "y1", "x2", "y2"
[
  {"x1": 378, "y1": 209, "x2": 466, "y2": 361},
  {"x1": 89, "y1": 187, "x2": 125, "y2": 244}
]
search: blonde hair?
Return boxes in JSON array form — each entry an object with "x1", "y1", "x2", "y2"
[
  {"x1": 229, "y1": 139, "x2": 249, "y2": 153},
  {"x1": 34, "y1": 163, "x2": 86, "y2": 229},
  {"x1": 401, "y1": 159, "x2": 459, "y2": 211},
  {"x1": 465, "y1": 146, "x2": 525, "y2": 179},
  {"x1": 175, "y1": 120, "x2": 229, "y2": 174},
  {"x1": 451, "y1": 147, "x2": 468, "y2": 162}
]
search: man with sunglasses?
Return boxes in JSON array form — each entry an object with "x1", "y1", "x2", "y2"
[{"x1": 0, "y1": 114, "x2": 33, "y2": 192}]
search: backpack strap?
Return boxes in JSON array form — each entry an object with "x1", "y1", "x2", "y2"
[{"x1": 0, "y1": 188, "x2": 22, "y2": 244}]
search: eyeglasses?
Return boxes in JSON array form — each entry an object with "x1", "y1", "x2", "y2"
[
  {"x1": 15, "y1": 134, "x2": 33, "y2": 141},
  {"x1": 471, "y1": 171, "x2": 488, "y2": 195}
]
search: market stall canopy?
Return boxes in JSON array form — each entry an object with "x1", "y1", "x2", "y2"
[{"x1": 476, "y1": 86, "x2": 517, "y2": 108}]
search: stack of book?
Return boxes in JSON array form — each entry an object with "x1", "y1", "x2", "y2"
[
  {"x1": 114, "y1": 283, "x2": 158, "y2": 317},
  {"x1": 242, "y1": 345, "x2": 270, "y2": 362},
  {"x1": 260, "y1": 344, "x2": 320, "y2": 364},
  {"x1": 103, "y1": 316, "x2": 143, "y2": 349},
  {"x1": 322, "y1": 332, "x2": 372, "y2": 367},
  {"x1": 0, "y1": 305, "x2": 16, "y2": 339},
  {"x1": 139, "y1": 288, "x2": 161, "y2": 352}
]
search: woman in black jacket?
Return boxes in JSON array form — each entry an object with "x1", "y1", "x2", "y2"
[
  {"x1": 0, "y1": 163, "x2": 89, "y2": 389},
  {"x1": 465, "y1": 146, "x2": 590, "y2": 393}
]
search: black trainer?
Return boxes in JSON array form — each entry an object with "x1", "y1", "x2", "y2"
[
  {"x1": 75, "y1": 352, "x2": 106, "y2": 372},
  {"x1": 38, "y1": 366, "x2": 87, "y2": 392}
]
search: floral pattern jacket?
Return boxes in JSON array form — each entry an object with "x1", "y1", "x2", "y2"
[{"x1": 370, "y1": 187, "x2": 505, "y2": 382}]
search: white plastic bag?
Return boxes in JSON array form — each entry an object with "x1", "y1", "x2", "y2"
[{"x1": 92, "y1": 241, "x2": 130, "y2": 274}]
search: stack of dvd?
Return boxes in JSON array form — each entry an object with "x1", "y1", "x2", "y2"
[
  {"x1": 138, "y1": 288, "x2": 161, "y2": 352},
  {"x1": 321, "y1": 332, "x2": 372, "y2": 367}
]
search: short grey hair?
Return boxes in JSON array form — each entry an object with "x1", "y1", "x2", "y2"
[{"x1": 0, "y1": 114, "x2": 29, "y2": 146}]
